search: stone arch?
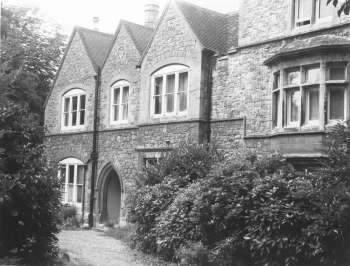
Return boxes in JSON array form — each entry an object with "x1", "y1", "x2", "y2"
[{"x1": 97, "y1": 162, "x2": 124, "y2": 224}]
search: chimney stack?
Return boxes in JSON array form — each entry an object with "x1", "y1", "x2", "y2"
[
  {"x1": 92, "y1": 16, "x2": 99, "y2": 31},
  {"x1": 144, "y1": 3, "x2": 159, "y2": 28}
]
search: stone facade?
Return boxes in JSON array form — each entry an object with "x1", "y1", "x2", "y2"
[{"x1": 44, "y1": 0, "x2": 350, "y2": 225}]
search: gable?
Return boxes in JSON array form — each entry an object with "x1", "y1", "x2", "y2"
[
  {"x1": 55, "y1": 32, "x2": 96, "y2": 88},
  {"x1": 102, "y1": 25, "x2": 141, "y2": 76},
  {"x1": 141, "y1": 2, "x2": 201, "y2": 69}
]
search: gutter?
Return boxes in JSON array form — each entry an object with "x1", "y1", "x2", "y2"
[{"x1": 88, "y1": 66, "x2": 101, "y2": 228}]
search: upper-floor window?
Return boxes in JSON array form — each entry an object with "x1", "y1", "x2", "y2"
[
  {"x1": 58, "y1": 158, "x2": 85, "y2": 206},
  {"x1": 62, "y1": 88, "x2": 86, "y2": 130},
  {"x1": 272, "y1": 62, "x2": 348, "y2": 129},
  {"x1": 110, "y1": 80, "x2": 129, "y2": 124},
  {"x1": 294, "y1": 0, "x2": 334, "y2": 28},
  {"x1": 151, "y1": 65, "x2": 189, "y2": 117}
]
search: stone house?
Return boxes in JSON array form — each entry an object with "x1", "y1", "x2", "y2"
[{"x1": 44, "y1": 0, "x2": 350, "y2": 225}]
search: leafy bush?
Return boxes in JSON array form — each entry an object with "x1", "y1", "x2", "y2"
[
  {"x1": 128, "y1": 127, "x2": 350, "y2": 266},
  {"x1": 128, "y1": 141, "x2": 221, "y2": 254},
  {"x1": 58, "y1": 205, "x2": 79, "y2": 228},
  {"x1": 136, "y1": 141, "x2": 222, "y2": 186},
  {"x1": 156, "y1": 183, "x2": 202, "y2": 260},
  {"x1": 177, "y1": 242, "x2": 209, "y2": 266},
  {"x1": 0, "y1": 104, "x2": 61, "y2": 265}
]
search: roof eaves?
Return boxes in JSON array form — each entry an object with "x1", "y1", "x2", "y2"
[
  {"x1": 100, "y1": 21, "x2": 124, "y2": 70},
  {"x1": 264, "y1": 43, "x2": 350, "y2": 66},
  {"x1": 44, "y1": 28, "x2": 77, "y2": 109},
  {"x1": 76, "y1": 27, "x2": 99, "y2": 72}
]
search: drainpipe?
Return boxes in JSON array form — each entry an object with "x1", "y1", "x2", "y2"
[{"x1": 88, "y1": 66, "x2": 101, "y2": 228}]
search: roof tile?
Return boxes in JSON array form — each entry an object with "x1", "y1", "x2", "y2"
[{"x1": 77, "y1": 27, "x2": 114, "y2": 70}]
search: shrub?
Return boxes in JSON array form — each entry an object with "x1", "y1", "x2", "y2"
[
  {"x1": 137, "y1": 141, "x2": 222, "y2": 186},
  {"x1": 0, "y1": 104, "x2": 61, "y2": 265},
  {"x1": 156, "y1": 183, "x2": 202, "y2": 260},
  {"x1": 128, "y1": 127, "x2": 350, "y2": 266},
  {"x1": 58, "y1": 205, "x2": 79, "y2": 228},
  {"x1": 128, "y1": 141, "x2": 221, "y2": 255},
  {"x1": 177, "y1": 242, "x2": 210, "y2": 266}
]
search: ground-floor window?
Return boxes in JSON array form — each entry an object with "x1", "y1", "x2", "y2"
[
  {"x1": 272, "y1": 61, "x2": 348, "y2": 129},
  {"x1": 58, "y1": 158, "x2": 85, "y2": 206}
]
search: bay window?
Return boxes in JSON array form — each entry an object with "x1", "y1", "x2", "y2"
[
  {"x1": 272, "y1": 62, "x2": 348, "y2": 130},
  {"x1": 62, "y1": 89, "x2": 86, "y2": 129},
  {"x1": 111, "y1": 80, "x2": 129, "y2": 123},
  {"x1": 151, "y1": 65, "x2": 189, "y2": 116},
  {"x1": 58, "y1": 158, "x2": 85, "y2": 206}
]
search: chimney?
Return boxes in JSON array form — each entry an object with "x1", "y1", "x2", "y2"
[
  {"x1": 92, "y1": 17, "x2": 99, "y2": 31},
  {"x1": 144, "y1": 3, "x2": 159, "y2": 28}
]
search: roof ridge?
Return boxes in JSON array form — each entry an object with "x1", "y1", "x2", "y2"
[
  {"x1": 76, "y1": 26, "x2": 113, "y2": 37},
  {"x1": 175, "y1": 0, "x2": 227, "y2": 17},
  {"x1": 120, "y1": 19, "x2": 153, "y2": 30}
]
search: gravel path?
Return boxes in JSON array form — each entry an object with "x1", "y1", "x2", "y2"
[{"x1": 58, "y1": 230, "x2": 150, "y2": 266}]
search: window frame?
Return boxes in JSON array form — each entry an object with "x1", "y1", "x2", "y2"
[
  {"x1": 58, "y1": 158, "x2": 85, "y2": 207},
  {"x1": 272, "y1": 61, "x2": 349, "y2": 131},
  {"x1": 61, "y1": 89, "x2": 86, "y2": 131},
  {"x1": 293, "y1": 0, "x2": 335, "y2": 29},
  {"x1": 151, "y1": 65, "x2": 189, "y2": 118},
  {"x1": 110, "y1": 80, "x2": 129, "y2": 125},
  {"x1": 304, "y1": 86, "x2": 320, "y2": 126},
  {"x1": 326, "y1": 63, "x2": 349, "y2": 124}
]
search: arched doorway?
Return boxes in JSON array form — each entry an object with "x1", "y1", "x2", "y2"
[{"x1": 98, "y1": 165, "x2": 122, "y2": 225}]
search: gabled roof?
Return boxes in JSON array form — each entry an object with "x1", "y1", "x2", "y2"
[
  {"x1": 44, "y1": 27, "x2": 113, "y2": 108},
  {"x1": 76, "y1": 27, "x2": 114, "y2": 71},
  {"x1": 122, "y1": 20, "x2": 154, "y2": 54},
  {"x1": 176, "y1": 0, "x2": 234, "y2": 54},
  {"x1": 101, "y1": 20, "x2": 154, "y2": 70},
  {"x1": 138, "y1": 0, "x2": 239, "y2": 66},
  {"x1": 265, "y1": 35, "x2": 350, "y2": 65}
]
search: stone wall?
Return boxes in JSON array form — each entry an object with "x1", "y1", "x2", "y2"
[
  {"x1": 100, "y1": 25, "x2": 141, "y2": 130},
  {"x1": 139, "y1": 2, "x2": 204, "y2": 123},
  {"x1": 212, "y1": 24, "x2": 350, "y2": 138},
  {"x1": 238, "y1": 0, "x2": 291, "y2": 46},
  {"x1": 44, "y1": 32, "x2": 96, "y2": 134}
]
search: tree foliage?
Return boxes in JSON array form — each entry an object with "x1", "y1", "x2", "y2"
[
  {"x1": 0, "y1": 103, "x2": 62, "y2": 265},
  {"x1": 1, "y1": 5, "x2": 66, "y2": 119},
  {"x1": 328, "y1": 0, "x2": 350, "y2": 16}
]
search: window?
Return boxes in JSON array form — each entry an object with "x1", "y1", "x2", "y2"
[
  {"x1": 294, "y1": 0, "x2": 334, "y2": 28},
  {"x1": 62, "y1": 89, "x2": 86, "y2": 129},
  {"x1": 295, "y1": 0, "x2": 312, "y2": 27},
  {"x1": 151, "y1": 65, "x2": 189, "y2": 116},
  {"x1": 279, "y1": 65, "x2": 321, "y2": 127},
  {"x1": 286, "y1": 88, "x2": 300, "y2": 126},
  {"x1": 58, "y1": 158, "x2": 84, "y2": 206},
  {"x1": 111, "y1": 80, "x2": 129, "y2": 123},
  {"x1": 305, "y1": 87, "x2": 319, "y2": 124},
  {"x1": 327, "y1": 63, "x2": 347, "y2": 123},
  {"x1": 328, "y1": 87, "x2": 345, "y2": 120},
  {"x1": 315, "y1": 0, "x2": 333, "y2": 22},
  {"x1": 272, "y1": 62, "x2": 348, "y2": 129},
  {"x1": 272, "y1": 72, "x2": 280, "y2": 128}
]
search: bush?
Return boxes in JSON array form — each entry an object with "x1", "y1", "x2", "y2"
[
  {"x1": 0, "y1": 104, "x2": 61, "y2": 265},
  {"x1": 128, "y1": 141, "x2": 221, "y2": 255},
  {"x1": 58, "y1": 205, "x2": 79, "y2": 228},
  {"x1": 128, "y1": 127, "x2": 350, "y2": 266}
]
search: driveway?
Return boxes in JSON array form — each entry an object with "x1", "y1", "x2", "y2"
[{"x1": 58, "y1": 230, "x2": 162, "y2": 266}]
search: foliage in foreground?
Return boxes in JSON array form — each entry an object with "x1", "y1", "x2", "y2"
[
  {"x1": 128, "y1": 128, "x2": 350, "y2": 266},
  {"x1": 0, "y1": 103, "x2": 62, "y2": 265}
]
